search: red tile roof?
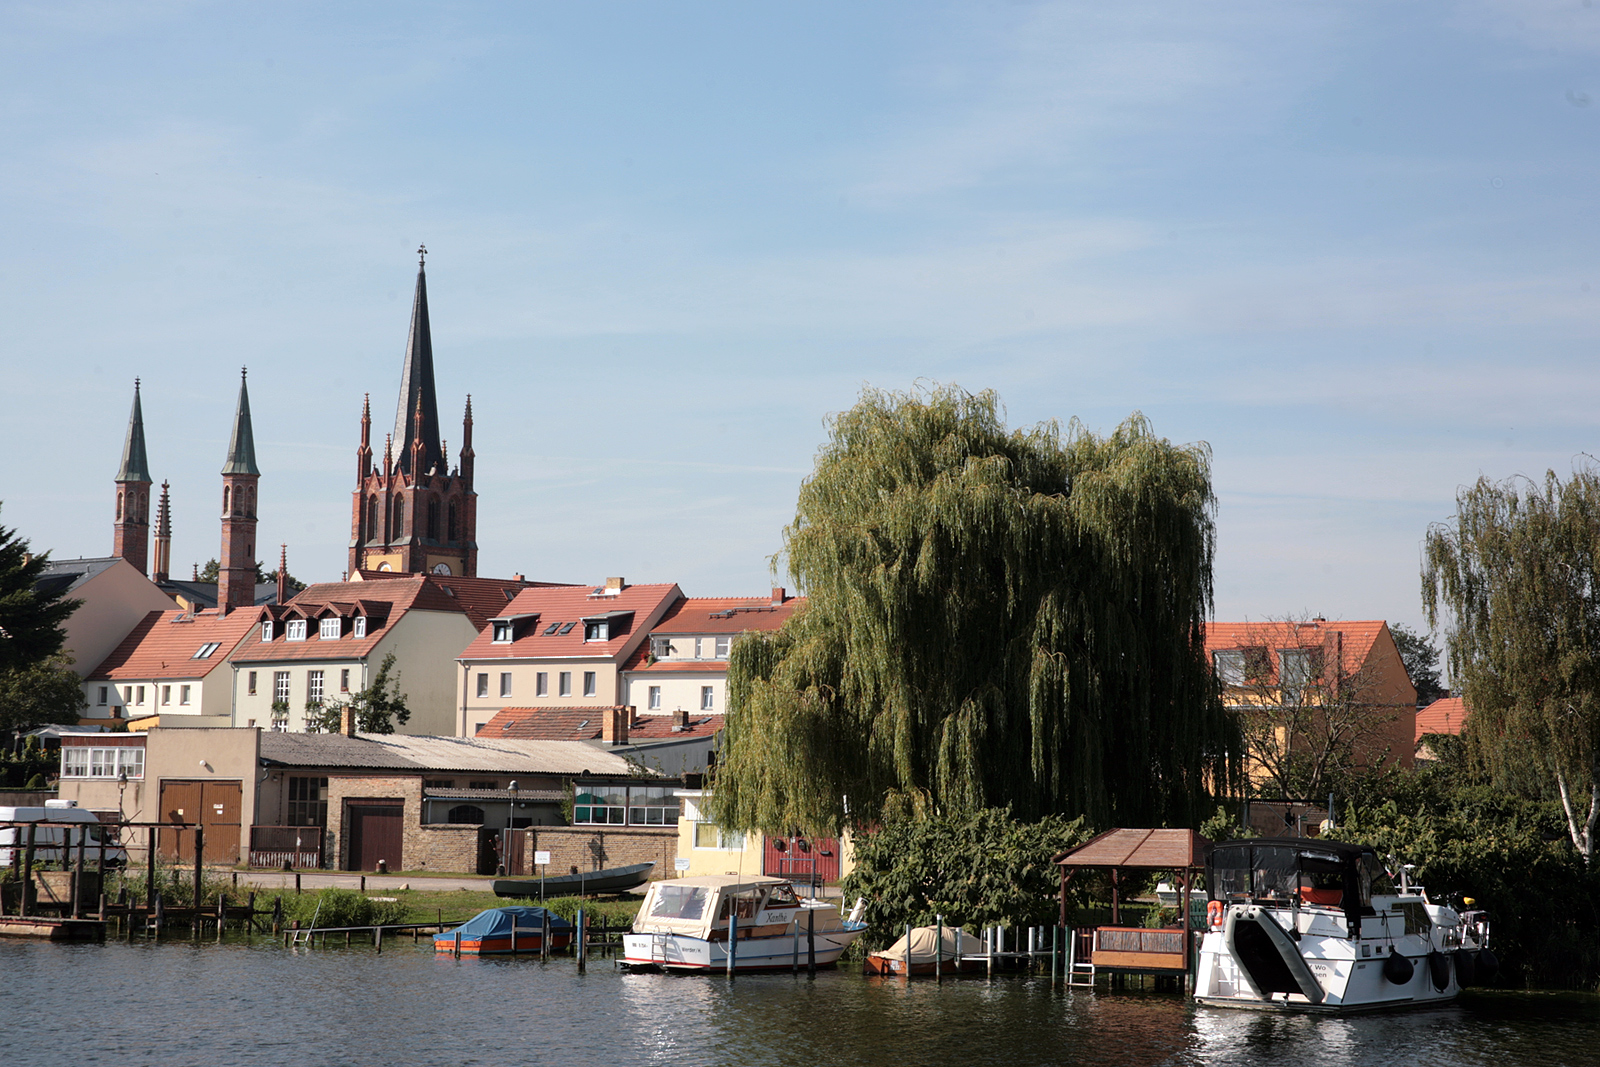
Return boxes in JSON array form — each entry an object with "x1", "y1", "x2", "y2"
[
  {"x1": 1416, "y1": 696, "x2": 1467, "y2": 742},
  {"x1": 350, "y1": 570, "x2": 566, "y2": 628},
  {"x1": 621, "y1": 594, "x2": 805, "y2": 672},
  {"x1": 1203, "y1": 619, "x2": 1389, "y2": 680},
  {"x1": 232, "y1": 574, "x2": 477, "y2": 665},
  {"x1": 87, "y1": 608, "x2": 259, "y2": 681},
  {"x1": 478, "y1": 706, "x2": 724, "y2": 742},
  {"x1": 458, "y1": 583, "x2": 682, "y2": 663}
]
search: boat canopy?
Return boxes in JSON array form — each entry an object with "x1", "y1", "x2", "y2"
[
  {"x1": 446, "y1": 906, "x2": 571, "y2": 943},
  {"x1": 634, "y1": 875, "x2": 804, "y2": 940},
  {"x1": 1206, "y1": 838, "x2": 1389, "y2": 922},
  {"x1": 878, "y1": 926, "x2": 986, "y2": 964}
]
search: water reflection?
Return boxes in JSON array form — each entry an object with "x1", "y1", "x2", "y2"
[{"x1": 0, "y1": 939, "x2": 1595, "y2": 1067}]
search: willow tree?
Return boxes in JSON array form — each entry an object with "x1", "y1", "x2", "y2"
[
  {"x1": 1423, "y1": 468, "x2": 1600, "y2": 864},
  {"x1": 713, "y1": 385, "x2": 1237, "y2": 835}
]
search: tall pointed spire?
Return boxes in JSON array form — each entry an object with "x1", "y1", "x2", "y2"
[
  {"x1": 222, "y1": 368, "x2": 259, "y2": 475},
  {"x1": 392, "y1": 245, "x2": 443, "y2": 477},
  {"x1": 152, "y1": 481, "x2": 172, "y2": 584},
  {"x1": 117, "y1": 378, "x2": 152, "y2": 483}
]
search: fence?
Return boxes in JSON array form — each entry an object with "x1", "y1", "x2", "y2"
[{"x1": 249, "y1": 826, "x2": 323, "y2": 869}]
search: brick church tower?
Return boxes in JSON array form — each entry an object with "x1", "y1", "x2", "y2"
[
  {"x1": 219, "y1": 368, "x2": 261, "y2": 612},
  {"x1": 348, "y1": 247, "x2": 478, "y2": 577},
  {"x1": 113, "y1": 379, "x2": 153, "y2": 574}
]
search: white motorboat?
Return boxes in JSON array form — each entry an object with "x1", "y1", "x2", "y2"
[
  {"x1": 1194, "y1": 838, "x2": 1495, "y2": 1013},
  {"x1": 622, "y1": 874, "x2": 867, "y2": 973}
]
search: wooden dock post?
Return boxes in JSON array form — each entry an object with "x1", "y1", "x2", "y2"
[
  {"x1": 578, "y1": 909, "x2": 588, "y2": 973},
  {"x1": 725, "y1": 908, "x2": 735, "y2": 978},
  {"x1": 19, "y1": 823, "x2": 36, "y2": 917},
  {"x1": 541, "y1": 911, "x2": 549, "y2": 961},
  {"x1": 807, "y1": 908, "x2": 815, "y2": 977},
  {"x1": 792, "y1": 917, "x2": 799, "y2": 975},
  {"x1": 935, "y1": 915, "x2": 943, "y2": 983},
  {"x1": 146, "y1": 826, "x2": 157, "y2": 909},
  {"x1": 192, "y1": 826, "x2": 204, "y2": 935},
  {"x1": 375, "y1": 925, "x2": 383, "y2": 954}
]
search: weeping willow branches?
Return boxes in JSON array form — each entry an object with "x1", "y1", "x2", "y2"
[
  {"x1": 1423, "y1": 467, "x2": 1600, "y2": 863},
  {"x1": 713, "y1": 385, "x2": 1238, "y2": 835}
]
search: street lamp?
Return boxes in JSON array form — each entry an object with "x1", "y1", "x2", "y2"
[
  {"x1": 505, "y1": 781, "x2": 519, "y2": 877},
  {"x1": 117, "y1": 770, "x2": 128, "y2": 824}
]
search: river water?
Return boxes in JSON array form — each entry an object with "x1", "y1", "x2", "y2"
[{"x1": 3, "y1": 937, "x2": 1596, "y2": 1067}]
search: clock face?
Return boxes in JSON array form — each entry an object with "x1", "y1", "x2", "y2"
[
  {"x1": 432, "y1": 562, "x2": 452, "y2": 575},
  {"x1": 377, "y1": 562, "x2": 392, "y2": 571}
]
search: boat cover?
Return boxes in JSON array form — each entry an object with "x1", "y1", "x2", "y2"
[
  {"x1": 876, "y1": 926, "x2": 987, "y2": 964},
  {"x1": 435, "y1": 906, "x2": 571, "y2": 948}
]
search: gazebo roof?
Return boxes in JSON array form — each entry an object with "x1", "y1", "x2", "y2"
[{"x1": 1052, "y1": 828, "x2": 1210, "y2": 871}]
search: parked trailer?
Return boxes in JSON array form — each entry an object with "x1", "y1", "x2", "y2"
[{"x1": 0, "y1": 800, "x2": 128, "y2": 868}]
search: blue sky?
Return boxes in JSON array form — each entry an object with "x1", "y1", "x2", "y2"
[{"x1": 4, "y1": 1, "x2": 1599, "y2": 641}]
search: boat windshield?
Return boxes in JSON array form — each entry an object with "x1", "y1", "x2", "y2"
[
  {"x1": 716, "y1": 889, "x2": 763, "y2": 921},
  {"x1": 765, "y1": 883, "x2": 799, "y2": 908},
  {"x1": 649, "y1": 885, "x2": 710, "y2": 921}
]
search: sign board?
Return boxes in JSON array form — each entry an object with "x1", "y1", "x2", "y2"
[
  {"x1": 534, "y1": 850, "x2": 552, "y2": 866},
  {"x1": 674, "y1": 858, "x2": 692, "y2": 871}
]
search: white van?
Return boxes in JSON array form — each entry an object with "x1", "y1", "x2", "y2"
[{"x1": 0, "y1": 799, "x2": 128, "y2": 868}]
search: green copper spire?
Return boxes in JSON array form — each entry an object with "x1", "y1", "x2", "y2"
[
  {"x1": 116, "y1": 378, "x2": 152, "y2": 483},
  {"x1": 221, "y1": 367, "x2": 260, "y2": 475}
]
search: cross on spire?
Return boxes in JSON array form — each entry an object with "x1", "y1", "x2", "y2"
[{"x1": 418, "y1": 244, "x2": 427, "y2": 266}]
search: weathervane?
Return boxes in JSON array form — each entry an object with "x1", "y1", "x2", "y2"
[{"x1": 418, "y1": 244, "x2": 427, "y2": 266}]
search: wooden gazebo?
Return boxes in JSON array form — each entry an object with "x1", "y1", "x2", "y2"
[{"x1": 1052, "y1": 828, "x2": 1210, "y2": 982}]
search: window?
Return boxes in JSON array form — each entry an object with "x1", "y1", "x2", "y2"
[
  {"x1": 492, "y1": 621, "x2": 512, "y2": 643},
  {"x1": 499, "y1": 673, "x2": 513, "y2": 698},
  {"x1": 97, "y1": 686, "x2": 108, "y2": 706},
  {"x1": 179, "y1": 685, "x2": 191, "y2": 706},
  {"x1": 340, "y1": 669, "x2": 350, "y2": 693},
  {"x1": 1279, "y1": 648, "x2": 1321, "y2": 705},
  {"x1": 366, "y1": 495, "x2": 377, "y2": 540},
  {"x1": 573, "y1": 787, "x2": 626, "y2": 825},
  {"x1": 194, "y1": 642, "x2": 221, "y2": 659},
  {"x1": 261, "y1": 621, "x2": 274, "y2": 642},
  {"x1": 427, "y1": 499, "x2": 440, "y2": 540},
  {"x1": 701, "y1": 686, "x2": 714, "y2": 711},
  {"x1": 715, "y1": 636, "x2": 730, "y2": 658},
  {"x1": 648, "y1": 686, "x2": 661, "y2": 710},
  {"x1": 286, "y1": 620, "x2": 307, "y2": 641},
  {"x1": 274, "y1": 671, "x2": 291, "y2": 703},
  {"x1": 584, "y1": 620, "x2": 608, "y2": 641},
  {"x1": 307, "y1": 670, "x2": 324, "y2": 705},
  {"x1": 286, "y1": 777, "x2": 328, "y2": 827},
  {"x1": 536, "y1": 672, "x2": 548, "y2": 697},
  {"x1": 135, "y1": 686, "x2": 145, "y2": 705},
  {"x1": 353, "y1": 616, "x2": 366, "y2": 639},
  {"x1": 475, "y1": 673, "x2": 489, "y2": 699},
  {"x1": 123, "y1": 686, "x2": 132, "y2": 704},
  {"x1": 542, "y1": 622, "x2": 562, "y2": 636},
  {"x1": 447, "y1": 805, "x2": 486, "y2": 824},
  {"x1": 468, "y1": 780, "x2": 497, "y2": 790},
  {"x1": 558, "y1": 672, "x2": 572, "y2": 697},
  {"x1": 424, "y1": 779, "x2": 456, "y2": 789},
  {"x1": 558, "y1": 621, "x2": 576, "y2": 635},
  {"x1": 61, "y1": 746, "x2": 144, "y2": 780},
  {"x1": 448, "y1": 501, "x2": 459, "y2": 541},
  {"x1": 583, "y1": 671, "x2": 597, "y2": 697},
  {"x1": 627, "y1": 786, "x2": 680, "y2": 826},
  {"x1": 161, "y1": 686, "x2": 170, "y2": 706},
  {"x1": 247, "y1": 671, "x2": 257, "y2": 696},
  {"x1": 319, "y1": 617, "x2": 341, "y2": 640},
  {"x1": 693, "y1": 822, "x2": 743, "y2": 850},
  {"x1": 694, "y1": 637, "x2": 704, "y2": 659},
  {"x1": 1213, "y1": 650, "x2": 1244, "y2": 686}
]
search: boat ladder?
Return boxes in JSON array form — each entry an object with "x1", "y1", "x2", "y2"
[
  {"x1": 1067, "y1": 929, "x2": 1096, "y2": 987},
  {"x1": 291, "y1": 899, "x2": 322, "y2": 946},
  {"x1": 649, "y1": 932, "x2": 670, "y2": 964}
]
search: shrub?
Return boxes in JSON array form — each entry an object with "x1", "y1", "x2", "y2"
[{"x1": 285, "y1": 888, "x2": 409, "y2": 928}]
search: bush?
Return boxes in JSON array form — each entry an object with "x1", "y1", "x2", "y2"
[
  {"x1": 284, "y1": 888, "x2": 409, "y2": 928},
  {"x1": 839, "y1": 806, "x2": 1091, "y2": 950}
]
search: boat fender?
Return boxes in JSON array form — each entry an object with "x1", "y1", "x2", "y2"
[
  {"x1": 1382, "y1": 950, "x2": 1414, "y2": 985},
  {"x1": 1427, "y1": 950, "x2": 1451, "y2": 992},
  {"x1": 1454, "y1": 949, "x2": 1476, "y2": 987},
  {"x1": 1476, "y1": 946, "x2": 1499, "y2": 981},
  {"x1": 1207, "y1": 900, "x2": 1224, "y2": 931}
]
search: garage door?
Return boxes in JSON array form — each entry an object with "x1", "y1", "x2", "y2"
[
  {"x1": 346, "y1": 803, "x2": 404, "y2": 871},
  {"x1": 158, "y1": 780, "x2": 243, "y2": 865}
]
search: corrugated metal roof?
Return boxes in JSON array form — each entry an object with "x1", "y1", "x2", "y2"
[{"x1": 258, "y1": 731, "x2": 641, "y2": 776}]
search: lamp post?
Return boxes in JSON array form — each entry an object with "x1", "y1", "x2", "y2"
[
  {"x1": 117, "y1": 770, "x2": 128, "y2": 824},
  {"x1": 506, "y1": 781, "x2": 518, "y2": 877}
]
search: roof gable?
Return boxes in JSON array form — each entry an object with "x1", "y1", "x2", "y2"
[{"x1": 87, "y1": 608, "x2": 261, "y2": 681}]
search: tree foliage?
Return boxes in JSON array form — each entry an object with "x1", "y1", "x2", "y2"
[
  {"x1": 715, "y1": 385, "x2": 1237, "y2": 835},
  {"x1": 839, "y1": 807, "x2": 1091, "y2": 949},
  {"x1": 0, "y1": 656, "x2": 87, "y2": 735},
  {"x1": 305, "y1": 653, "x2": 411, "y2": 734},
  {"x1": 1389, "y1": 622, "x2": 1446, "y2": 706},
  {"x1": 0, "y1": 507, "x2": 79, "y2": 672},
  {"x1": 196, "y1": 557, "x2": 304, "y2": 593},
  {"x1": 1423, "y1": 468, "x2": 1600, "y2": 864}
]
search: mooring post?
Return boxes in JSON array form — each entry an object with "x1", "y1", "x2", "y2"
[
  {"x1": 295, "y1": 871, "x2": 302, "y2": 895},
  {"x1": 72, "y1": 825, "x2": 86, "y2": 919},
  {"x1": 455, "y1": 929, "x2": 461, "y2": 958},
  {"x1": 726, "y1": 907, "x2": 737, "y2": 978},
  {"x1": 935, "y1": 914, "x2": 943, "y2": 983},
  {"x1": 153, "y1": 892, "x2": 164, "y2": 938},
  {"x1": 806, "y1": 906, "x2": 816, "y2": 977},
  {"x1": 792, "y1": 917, "x2": 799, "y2": 975},
  {"x1": 20, "y1": 823, "x2": 36, "y2": 918},
  {"x1": 272, "y1": 895, "x2": 283, "y2": 934},
  {"x1": 986, "y1": 925, "x2": 994, "y2": 979},
  {"x1": 192, "y1": 826, "x2": 205, "y2": 935},
  {"x1": 376, "y1": 924, "x2": 383, "y2": 954},
  {"x1": 903, "y1": 922, "x2": 912, "y2": 982},
  {"x1": 578, "y1": 909, "x2": 587, "y2": 973},
  {"x1": 511, "y1": 911, "x2": 518, "y2": 955},
  {"x1": 146, "y1": 826, "x2": 157, "y2": 908},
  {"x1": 247, "y1": 891, "x2": 257, "y2": 934},
  {"x1": 541, "y1": 911, "x2": 549, "y2": 961},
  {"x1": 97, "y1": 834, "x2": 108, "y2": 920},
  {"x1": 360, "y1": 875, "x2": 365, "y2": 893}
]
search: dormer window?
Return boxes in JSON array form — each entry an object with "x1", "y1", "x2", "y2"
[
  {"x1": 493, "y1": 621, "x2": 512, "y2": 643},
  {"x1": 319, "y1": 617, "x2": 341, "y2": 640},
  {"x1": 193, "y1": 642, "x2": 221, "y2": 659},
  {"x1": 650, "y1": 636, "x2": 672, "y2": 659},
  {"x1": 353, "y1": 616, "x2": 366, "y2": 638},
  {"x1": 584, "y1": 620, "x2": 609, "y2": 642},
  {"x1": 260, "y1": 621, "x2": 274, "y2": 642},
  {"x1": 1212, "y1": 649, "x2": 1244, "y2": 686},
  {"x1": 286, "y1": 620, "x2": 307, "y2": 641}
]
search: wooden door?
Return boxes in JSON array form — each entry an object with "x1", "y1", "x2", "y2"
[
  {"x1": 158, "y1": 781, "x2": 243, "y2": 864},
  {"x1": 158, "y1": 780, "x2": 203, "y2": 862},
  {"x1": 346, "y1": 803, "x2": 403, "y2": 871}
]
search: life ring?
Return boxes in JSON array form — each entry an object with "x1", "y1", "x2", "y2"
[{"x1": 1207, "y1": 900, "x2": 1224, "y2": 931}]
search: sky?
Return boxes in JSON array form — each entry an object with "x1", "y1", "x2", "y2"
[{"x1": 3, "y1": 1, "x2": 1599, "y2": 642}]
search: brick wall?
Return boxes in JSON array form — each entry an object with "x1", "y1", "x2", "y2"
[
  {"x1": 525, "y1": 826, "x2": 678, "y2": 879},
  {"x1": 411, "y1": 824, "x2": 483, "y2": 873},
  {"x1": 326, "y1": 775, "x2": 421, "y2": 872}
]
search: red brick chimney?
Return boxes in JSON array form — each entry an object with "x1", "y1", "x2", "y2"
[
  {"x1": 601, "y1": 706, "x2": 631, "y2": 745},
  {"x1": 674, "y1": 709, "x2": 691, "y2": 731},
  {"x1": 341, "y1": 705, "x2": 358, "y2": 737},
  {"x1": 771, "y1": 587, "x2": 785, "y2": 606}
]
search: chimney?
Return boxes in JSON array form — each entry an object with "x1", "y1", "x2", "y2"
[
  {"x1": 771, "y1": 586, "x2": 785, "y2": 606},
  {"x1": 341, "y1": 705, "x2": 358, "y2": 738},
  {"x1": 674, "y1": 709, "x2": 690, "y2": 731},
  {"x1": 601, "y1": 706, "x2": 630, "y2": 745},
  {"x1": 513, "y1": 573, "x2": 525, "y2": 582},
  {"x1": 605, "y1": 576, "x2": 625, "y2": 593}
]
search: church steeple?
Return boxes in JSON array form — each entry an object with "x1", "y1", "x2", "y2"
[
  {"x1": 392, "y1": 244, "x2": 443, "y2": 477},
  {"x1": 152, "y1": 481, "x2": 172, "y2": 584},
  {"x1": 113, "y1": 379, "x2": 153, "y2": 575},
  {"x1": 219, "y1": 369, "x2": 260, "y2": 613}
]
